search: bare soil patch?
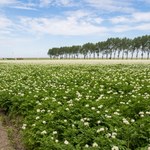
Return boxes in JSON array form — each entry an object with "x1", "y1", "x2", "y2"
[
  {"x1": 0, "y1": 112, "x2": 14, "y2": 150},
  {"x1": 0, "y1": 110, "x2": 25, "y2": 150}
]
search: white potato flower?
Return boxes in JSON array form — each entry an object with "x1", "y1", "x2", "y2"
[
  {"x1": 84, "y1": 122, "x2": 89, "y2": 126},
  {"x1": 85, "y1": 104, "x2": 89, "y2": 107},
  {"x1": 64, "y1": 140, "x2": 69, "y2": 145},
  {"x1": 37, "y1": 109, "x2": 40, "y2": 112},
  {"x1": 22, "y1": 126, "x2": 26, "y2": 130},
  {"x1": 114, "y1": 112, "x2": 120, "y2": 115},
  {"x1": 131, "y1": 119, "x2": 135, "y2": 123},
  {"x1": 91, "y1": 107, "x2": 95, "y2": 110},
  {"x1": 140, "y1": 114, "x2": 144, "y2": 117},
  {"x1": 85, "y1": 144, "x2": 89, "y2": 148},
  {"x1": 97, "y1": 128, "x2": 105, "y2": 133},
  {"x1": 36, "y1": 116, "x2": 40, "y2": 120},
  {"x1": 41, "y1": 109, "x2": 45, "y2": 112},
  {"x1": 111, "y1": 135, "x2": 116, "y2": 138},
  {"x1": 97, "y1": 120, "x2": 101, "y2": 124},
  {"x1": 53, "y1": 131, "x2": 57, "y2": 135},
  {"x1": 139, "y1": 111, "x2": 144, "y2": 115},
  {"x1": 92, "y1": 142, "x2": 98, "y2": 147},
  {"x1": 41, "y1": 130, "x2": 47, "y2": 135},
  {"x1": 22, "y1": 124, "x2": 27, "y2": 130},
  {"x1": 98, "y1": 105, "x2": 103, "y2": 109},
  {"x1": 42, "y1": 121, "x2": 46, "y2": 124},
  {"x1": 123, "y1": 118, "x2": 130, "y2": 125},
  {"x1": 112, "y1": 145, "x2": 119, "y2": 150},
  {"x1": 65, "y1": 108, "x2": 69, "y2": 111},
  {"x1": 64, "y1": 119, "x2": 67, "y2": 122},
  {"x1": 47, "y1": 110, "x2": 51, "y2": 113},
  {"x1": 97, "y1": 111, "x2": 100, "y2": 113}
]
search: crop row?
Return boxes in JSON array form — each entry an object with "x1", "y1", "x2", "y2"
[{"x1": 0, "y1": 63, "x2": 150, "y2": 150}]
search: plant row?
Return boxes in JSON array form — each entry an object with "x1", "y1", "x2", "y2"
[{"x1": 0, "y1": 63, "x2": 150, "y2": 150}]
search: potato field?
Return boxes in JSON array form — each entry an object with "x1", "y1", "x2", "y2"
[{"x1": 0, "y1": 63, "x2": 150, "y2": 150}]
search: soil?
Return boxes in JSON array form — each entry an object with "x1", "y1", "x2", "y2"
[
  {"x1": 0, "y1": 116, "x2": 14, "y2": 150},
  {"x1": 0, "y1": 110, "x2": 25, "y2": 150}
]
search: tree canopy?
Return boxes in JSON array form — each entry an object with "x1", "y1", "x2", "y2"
[{"x1": 48, "y1": 35, "x2": 150, "y2": 59}]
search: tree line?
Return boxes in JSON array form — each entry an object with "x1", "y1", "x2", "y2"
[{"x1": 47, "y1": 35, "x2": 150, "y2": 59}]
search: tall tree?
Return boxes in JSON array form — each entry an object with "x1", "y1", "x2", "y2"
[{"x1": 47, "y1": 35, "x2": 150, "y2": 59}]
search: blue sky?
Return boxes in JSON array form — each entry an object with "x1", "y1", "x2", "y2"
[{"x1": 0, "y1": 0, "x2": 150, "y2": 58}]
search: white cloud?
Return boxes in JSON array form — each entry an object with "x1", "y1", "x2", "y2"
[
  {"x1": 0, "y1": 15, "x2": 16, "y2": 42},
  {"x1": 110, "y1": 12, "x2": 150, "y2": 24},
  {"x1": 17, "y1": 7, "x2": 150, "y2": 36},
  {"x1": 12, "y1": 5, "x2": 37, "y2": 10},
  {"x1": 57, "y1": 0, "x2": 73, "y2": 6},
  {"x1": 19, "y1": 13, "x2": 107, "y2": 36},
  {"x1": 110, "y1": 16, "x2": 130, "y2": 24},
  {"x1": 112, "y1": 25, "x2": 132, "y2": 32},
  {"x1": 39, "y1": 0, "x2": 52, "y2": 7},
  {"x1": 0, "y1": 0, "x2": 17, "y2": 5},
  {"x1": 108, "y1": 11, "x2": 150, "y2": 33},
  {"x1": 65, "y1": 10, "x2": 104, "y2": 25},
  {"x1": 39, "y1": 0, "x2": 74, "y2": 7},
  {"x1": 132, "y1": 12, "x2": 150, "y2": 22},
  {"x1": 83, "y1": 0, "x2": 135, "y2": 13},
  {"x1": 111, "y1": 23, "x2": 150, "y2": 33},
  {"x1": 135, "y1": 23, "x2": 150, "y2": 31},
  {"x1": 0, "y1": 15, "x2": 12, "y2": 29},
  {"x1": 138, "y1": 0, "x2": 150, "y2": 4},
  {"x1": 0, "y1": 0, "x2": 37, "y2": 10}
]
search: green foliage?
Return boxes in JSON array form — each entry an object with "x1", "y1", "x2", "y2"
[
  {"x1": 47, "y1": 35, "x2": 150, "y2": 59},
  {"x1": 0, "y1": 63, "x2": 150, "y2": 150}
]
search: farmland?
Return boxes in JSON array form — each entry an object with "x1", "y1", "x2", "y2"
[
  {"x1": 1, "y1": 59, "x2": 150, "y2": 65},
  {"x1": 0, "y1": 62, "x2": 150, "y2": 150}
]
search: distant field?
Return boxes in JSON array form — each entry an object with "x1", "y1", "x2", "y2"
[{"x1": 1, "y1": 59, "x2": 150, "y2": 64}]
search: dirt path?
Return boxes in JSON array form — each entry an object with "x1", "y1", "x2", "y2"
[{"x1": 0, "y1": 116, "x2": 14, "y2": 150}]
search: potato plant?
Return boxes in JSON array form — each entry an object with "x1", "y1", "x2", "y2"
[{"x1": 0, "y1": 63, "x2": 150, "y2": 150}]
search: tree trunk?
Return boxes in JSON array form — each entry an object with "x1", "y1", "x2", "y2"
[
  {"x1": 122, "y1": 50, "x2": 124, "y2": 59},
  {"x1": 147, "y1": 51, "x2": 150, "y2": 59},
  {"x1": 89, "y1": 52, "x2": 92, "y2": 59},
  {"x1": 101, "y1": 53, "x2": 104, "y2": 59},
  {"x1": 97, "y1": 53, "x2": 99, "y2": 58},
  {"x1": 93, "y1": 53, "x2": 96, "y2": 59},
  {"x1": 113, "y1": 51, "x2": 116, "y2": 59},
  {"x1": 117, "y1": 51, "x2": 120, "y2": 59},
  {"x1": 141, "y1": 50, "x2": 144, "y2": 59},
  {"x1": 76, "y1": 54, "x2": 78, "y2": 59},
  {"x1": 106, "y1": 53, "x2": 108, "y2": 59},
  {"x1": 126, "y1": 51, "x2": 128, "y2": 59},
  {"x1": 136, "y1": 50, "x2": 139, "y2": 59},
  {"x1": 131, "y1": 51, "x2": 134, "y2": 59},
  {"x1": 109, "y1": 51, "x2": 112, "y2": 59}
]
